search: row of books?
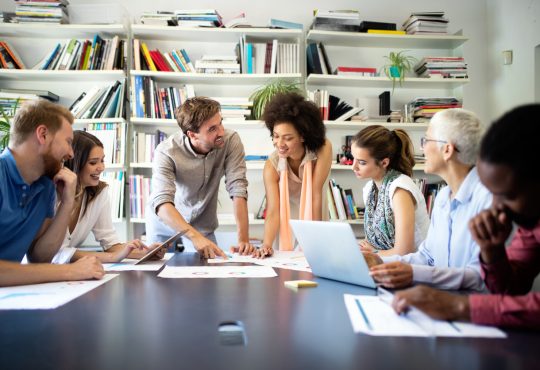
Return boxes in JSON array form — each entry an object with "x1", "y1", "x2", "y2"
[
  {"x1": 327, "y1": 179, "x2": 363, "y2": 221},
  {"x1": 34, "y1": 35, "x2": 126, "y2": 71},
  {"x1": 413, "y1": 178, "x2": 444, "y2": 217},
  {"x1": 402, "y1": 12, "x2": 449, "y2": 35},
  {"x1": 133, "y1": 130, "x2": 167, "y2": 164},
  {"x1": 84, "y1": 122, "x2": 125, "y2": 166},
  {"x1": 307, "y1": 90, "x2": 363, "y2": 121},
  {"x1": 237, "y1": 37, "x2": 299, "y2": 74},
  {"x1": 129, "y1": 175, "x2": 151, "y2": 220},
  {"x1": 133, "y1": 39, "x2": 195, "y2": 72},
  {"x1": 103, "y1": 171, "x2": 125, "y2": 220},
  {"x1": 69, "y1": 80, "x2": 126, "y2": 119},
  {"x1": 14, "y1": 0, "x2": 69, "y2": 24},
  {"x1": 414, "y1": 57, "x2": 468, "y2": 79},
  {"x1": 405, "y1": 97, "x2": 462, "y2": 122},
  {"x1": 130, "y1": 75, "x2": 195, "y2": 119},
  {"x1": 0, "y1": 40, "x2": 25, "y2": 69}
]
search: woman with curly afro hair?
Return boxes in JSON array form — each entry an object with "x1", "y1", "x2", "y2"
[{"x1": 253, "y1": 92, "x2": 332, "y2": 258}]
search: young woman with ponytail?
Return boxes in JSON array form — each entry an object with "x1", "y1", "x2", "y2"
[{"x1": 351, "y1": 125, "x2": 429, "y2": 256}]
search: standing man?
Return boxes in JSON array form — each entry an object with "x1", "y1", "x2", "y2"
[
  {"x1": 146, "y1": 97, "x2": 253, "y2": 258},
  {"x1": 0, "y1": 100, "x2": 104, "y2": 287},
  {"x1": 392, "y1": 104, "x2": 540, "y2": 329}
]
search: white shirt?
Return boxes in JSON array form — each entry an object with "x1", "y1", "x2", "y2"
[
  {"x1": 362, "y1": 174, "x2": 430, "y2": 249},
  {"x1": 52, "y1": 189, "x2": 121, "y2": 264}
]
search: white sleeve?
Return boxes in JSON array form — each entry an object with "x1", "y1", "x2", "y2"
[
  {"x1": 92, "y1": 189, "x2": 122, "y2": 250},
  {"x1": 412, "y1": 265, "x2": 485, "y2": 291},
  {"x1": 51, "y1": 247, "x2": 77, "y2": 264}
]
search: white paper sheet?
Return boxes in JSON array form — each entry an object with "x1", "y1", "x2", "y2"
[
  {"x1": 344, "y1": 294, "x2": 507, "y2": 338},
  {"x1": 103, "y1": 253, "x2": 174, "y2": 271},
  {"x1": 158, "y1": 265, "x2": 277, "y2": 279},
  {"x1": 208, "y1": 251, "x2": 311, "y2": 272},
  {"x1": 0, "y1": 274, "x2": 118, "y2": 310}
]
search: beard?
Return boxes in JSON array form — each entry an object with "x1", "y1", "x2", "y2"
[{"x1": 43, "y1": 151, "x2": 62, "y2": 179}]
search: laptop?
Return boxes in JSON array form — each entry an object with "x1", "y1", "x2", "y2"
[{"x1": 289, "y1": 220, "x2": 376, "y2": 289}]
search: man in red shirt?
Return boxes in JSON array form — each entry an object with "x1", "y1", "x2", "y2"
[{"x1": 392, "y1": 104, "x2": 540, "y2": 329}]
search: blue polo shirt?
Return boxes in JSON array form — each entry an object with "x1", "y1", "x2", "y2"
[{"x1": 0, "y1": 148, "x2": 55, "y2": 262}]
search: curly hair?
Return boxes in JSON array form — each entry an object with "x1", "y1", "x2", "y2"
[
  {"x1": 351, "y1": 125, "x2": 415, "y2": 177},
  {"x1": 480, "y1": 104, "x2": 540, "y2": 182},
  {"x1": 262, "y1": 92, "x2": 326, "y2": 152}
]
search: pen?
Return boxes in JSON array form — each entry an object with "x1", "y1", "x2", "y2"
[{"x1": 355, "y1": 298, "x2": 373, "y2": 331}]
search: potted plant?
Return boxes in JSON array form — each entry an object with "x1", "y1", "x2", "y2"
[
  {"x1": 249, "y1": 80, "x2": 303, "y2": 120},
  {"x1": 0, "y1": 107, "x2": 13, "y2": 151},
  {"x1": 382, "y1": 51, "x2": 417, "y2": 92}
]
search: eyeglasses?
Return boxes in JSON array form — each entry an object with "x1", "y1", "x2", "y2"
[{"x1": 420, "y1": 137, "x2": 460, "y2": 152}]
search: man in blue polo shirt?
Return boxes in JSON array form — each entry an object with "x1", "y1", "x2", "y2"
[{"x1": 0, "y1": 100, "x2": 104, "y2": 287}]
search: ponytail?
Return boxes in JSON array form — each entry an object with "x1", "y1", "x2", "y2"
[{"x1": 351, "y1": 125, "x2": 415, "y2": 177}]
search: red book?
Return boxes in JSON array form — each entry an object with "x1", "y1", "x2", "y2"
[{"x1": 336, "y1": 66, "x2": 377, "y2": 73}]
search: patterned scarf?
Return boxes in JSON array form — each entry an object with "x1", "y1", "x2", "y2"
[
  {"x1": 364, "y1": 169, "x2": 401, "y2": 250},
  {"x1": 278, "y1": 156, "x2": 313, "y2": 251}
]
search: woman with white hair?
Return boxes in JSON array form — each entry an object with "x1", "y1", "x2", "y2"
[{"x1": 368, "y1": 108, "x2": 492, "y2": 291}]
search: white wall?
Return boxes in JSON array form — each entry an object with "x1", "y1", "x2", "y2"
[
  {"x1": 486, "y1": 0, "x2": 540, "y2": 120},
  {"x1": 0, "y1": 0, "x2": 491, "y2": 121}
]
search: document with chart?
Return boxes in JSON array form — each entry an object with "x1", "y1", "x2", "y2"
[
  {"x1": 344, "y1": 294, "x2": 506, "y2": 338},
  {"x1": 0, "y1": 274, "x2": 118, "y2": 310}
]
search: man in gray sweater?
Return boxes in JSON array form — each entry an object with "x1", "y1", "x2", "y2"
[{"x1": 146, "y1": 97, "x2": 253, "y2": 258}]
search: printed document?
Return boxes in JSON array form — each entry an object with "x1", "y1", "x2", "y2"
[
  {"x1": 103, "y1": 253, "x2": 174, "y2": 271},
  {"x1": 158, "y1": 265, "x2": 277, "y2": 279}
]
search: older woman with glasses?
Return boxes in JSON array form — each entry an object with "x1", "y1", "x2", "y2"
[{"x1": 367, "y1": 108, "x2": 491, "y2": 292}]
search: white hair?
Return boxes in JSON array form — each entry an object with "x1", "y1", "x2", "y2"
[{"x1": 429, "y1": 108, "x2": 484, "y2": 165}]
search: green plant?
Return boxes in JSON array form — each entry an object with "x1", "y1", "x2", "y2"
[
  {"x1": 0, "y1": 108, "x2": 12, "y2": 151},
  {"x1": 382, "y1": 51, "x2": 417, "y2": 92},
  {"x1": 249, "y1": 80, "x2": 303, "y2": 120}
]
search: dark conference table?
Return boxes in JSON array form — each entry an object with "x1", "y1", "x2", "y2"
[{"x1": 0, "y1": 253, "x2": 537, "y2": 370}]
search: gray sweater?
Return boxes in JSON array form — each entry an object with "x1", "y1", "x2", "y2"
[{"x1": 147, "y1": 129, "x2": 248, "y2": 239}]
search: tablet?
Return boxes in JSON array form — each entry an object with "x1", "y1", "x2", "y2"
[{"x1": 135, "y1": 230, "x2": 186, "y2": 265}]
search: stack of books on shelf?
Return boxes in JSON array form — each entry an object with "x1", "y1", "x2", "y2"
[
  {"x1": 306, "y1": 42, "x2": 331, "y2": 75},
  {"x1": 310, "y1": 9, "x2": 361, "y2": 32},
  {"x1": 33, "y1": 35, "x2": 126, "y2": 71},
  {"x1": 327, "y1": 179, "x2": 363, "y2": 221},
  {"x1": 401, "y1": 12, "x2": 449, "y2": 35},
  {"x1": 103, "y1": 171, "x2": 125, "y2": 220},
  {"x1": 414, "y1": 178, "x2": 444, "y2": 217},
  {"x1": 174, "y1": 9, "x2": 223, "y2": 28},
  {"x1": 211, "y1": 97, "x2": 252, "y2": 121},
  {"x1": 269, "y1": 18, "x2": 302, "y2": 30},
  {"x1": 129, "y1": 175, "x2": 151, "y2": 219},
  {"x1": 84, "y1": 122, "x2": 125, "y2": 166},
  {"x1": 334, "y1": 66, "x2": 377, "y2": 76},
  {"x1": 406, "y1": 97, "x2": 462, "y2": 123},
  {"x1": 70, "y1": 81, "x2": 125, "y2": 119},
  {"x1": 0, "y1": 41, "x2": 25, "y2": 69},
  {"x1": 130, "y1": 76, "x2": 195, "y2": 119},
  {"x1": 0, "y1": 11, "x2": 15, "y2": 23},
  {"x1": 133, "y1": 130, "x2": 167, "y2": 163},
  {"x1": 14, "y1": 0, "x2": 69, "y2": 24},
  {"x1": 414, "y1": 57, "x2": 468, "y2": 79},
  {"x1": 195, "y1": 55, "x2": 239, "y2": 74},
  {"x1": 140, "y1": 11, "x2": 177, "y2": 26},
  {"x1": 134, "y1": 40, "x2": 195, "y2": 72}
]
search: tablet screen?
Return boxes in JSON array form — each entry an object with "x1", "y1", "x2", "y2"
[{"x1": 135, "y1": 230, "x2": 186, "y2": 265}]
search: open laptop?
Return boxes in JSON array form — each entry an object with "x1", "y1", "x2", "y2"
[{"x1": 289, "y1": 220, "x2": 376, "y2": 289}]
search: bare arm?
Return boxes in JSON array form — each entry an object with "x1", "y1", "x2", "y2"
[
  {"x1": 312, "y1": 139, "x2": 333, "y2": 220},
  {"x1": 232, "y1": 196, "x2": 254, "y2": 254},
  {"x1": 27, "y1": 168, "x2": 77, "y2": 263},
  {"x1": 0, "y1": 257, "x2": 105, "y2": 287},
  {"x1": 378, "y1": 188, "x2": 416, "y2": 257},
  {"x1": 256, "y1": 160, "x2": 280, "y2": 257}
]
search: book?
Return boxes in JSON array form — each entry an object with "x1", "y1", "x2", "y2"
[
  {"x1": 359, "y1": 21, "x2": 396, "y2": 32},
  {"x1": 379, "y1": 91, "x2": 391, "y2": 116},
  {"x1": 269, "y1": 18, "x2": 303, "y2": 30},
  {"x1": 0, "y1": 88, "x2": 58, "y2": 102},
  {"x1": 367, "y1": 30, "x2": 406, "y2": 35}
]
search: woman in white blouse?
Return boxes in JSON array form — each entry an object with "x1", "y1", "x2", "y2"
[{"x1": 52, "y1": 131, "x2": 163, "y2": 264}]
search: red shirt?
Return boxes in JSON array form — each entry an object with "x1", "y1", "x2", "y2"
[{"x1": 469, "y1": 222, "x2": 540, "y2": 329}]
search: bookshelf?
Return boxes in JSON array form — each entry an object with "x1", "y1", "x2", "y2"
[
  {"x1": 2, "y1": 20, "x2": 465, "y2": 241},
  {"x1": 0, "y1": 22, "x2": 130, "y2": 240}
]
